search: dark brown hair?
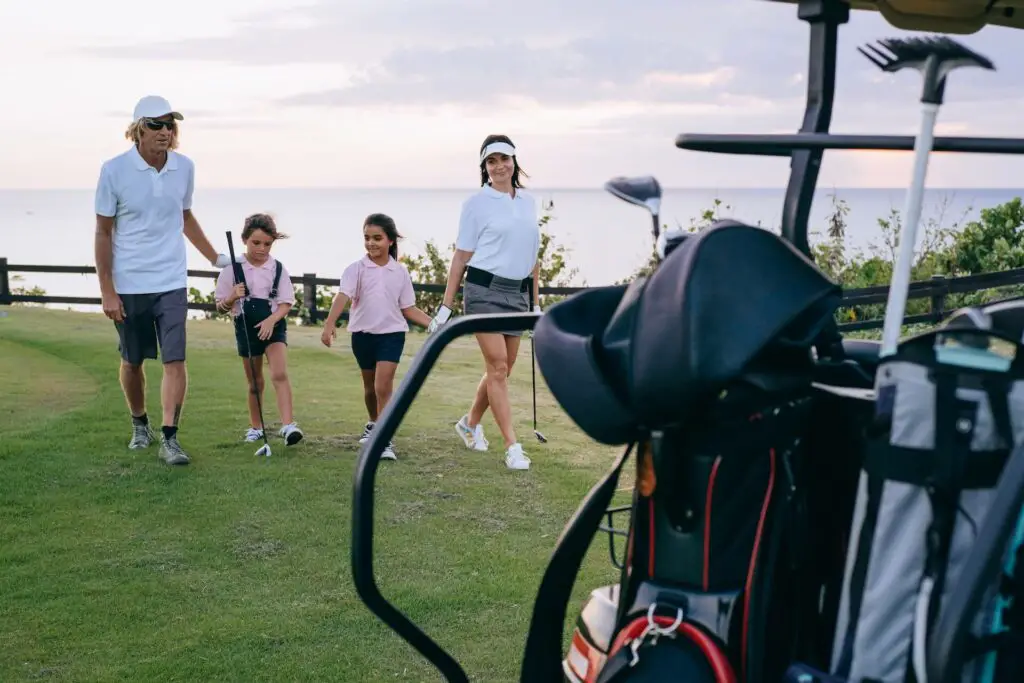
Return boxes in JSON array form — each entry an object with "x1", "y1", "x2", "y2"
[
  {"x1": 363, "y1": 212, "x2": 402, "y2": 260},
  {"x1": 241, "y1": 213, "x2": 289, "y2": 241},
  {"x1": 478, "y1": 134, "x2": 528, "y2": 188}
]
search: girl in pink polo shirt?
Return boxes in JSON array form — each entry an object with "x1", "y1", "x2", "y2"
[
  {"x1": 321, "y1": 213, "x2": 432, "y2": 460},
  {"x1": 215, "y1": 213, "x2": 304, "y2": 447}
]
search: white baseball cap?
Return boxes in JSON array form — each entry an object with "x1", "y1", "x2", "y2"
[{"x1": 132, "y1": 95, "x2": 183, "y2": 122}]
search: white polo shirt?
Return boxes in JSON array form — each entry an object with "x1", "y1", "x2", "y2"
[
  {"x1": 455, "y1": 185, "x2": 541, "y2": 280},
  {"x1": 94, "y1": 145, "x2": 195, "y2": 295}
]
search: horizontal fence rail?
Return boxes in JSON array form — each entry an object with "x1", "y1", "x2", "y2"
[{"x1": 3, "y1": 257, "x2": 1024, "y2": 332}]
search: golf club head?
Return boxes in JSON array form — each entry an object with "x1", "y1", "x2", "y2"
[
  {"x1": 534, "y1": 430, "x2": 547, "y2": 444},
  {"x1": 604, "y1": 175, "x2": 662, "y2": 217},
  {"x1": 256, "y1": 443, "x2": 272, "y2": 457}
]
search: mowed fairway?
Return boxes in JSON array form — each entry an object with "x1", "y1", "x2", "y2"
[{"x1": 0, "y1": 307, "x2": 629, "y2": 682}]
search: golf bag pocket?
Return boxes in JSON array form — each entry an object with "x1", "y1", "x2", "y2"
[
  {"x1": 830, "y1": 326, "x2": 1024, "y2": 683},
  {"x1": 595, "y1": 606, "x2": 737, "y2": 683}
]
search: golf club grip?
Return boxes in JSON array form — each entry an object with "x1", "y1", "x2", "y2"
[{"x1": 225, "y1": 231, "x2": 238, "y2": 283}]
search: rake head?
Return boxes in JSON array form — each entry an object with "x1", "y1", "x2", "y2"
[
  {"x1": 859, "y1": 36, "x2": 994, "y2": 73},
  {"x1": 858, "y1": 36, "x2": 994, "y2": 104}
]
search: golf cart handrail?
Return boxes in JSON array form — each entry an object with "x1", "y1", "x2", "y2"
[
  {"x1": 351, "y1": 312, "x2": 540, "y2": 683},
  {"x1": 676, "y1": 133, "x2": 1024, "y2": 157}
]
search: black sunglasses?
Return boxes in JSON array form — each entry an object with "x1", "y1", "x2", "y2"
[{"x1": 143, "y1": 118, "x2": 176, "y2": 131}]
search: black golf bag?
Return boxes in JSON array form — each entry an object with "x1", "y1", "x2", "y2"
[{"x1": 521, "y1": 221, "x2": 849, "y2": 682}]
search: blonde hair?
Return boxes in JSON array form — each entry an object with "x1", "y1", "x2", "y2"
[{"x1": 124, "y1": 119, "x2": 180, "y2": 150}]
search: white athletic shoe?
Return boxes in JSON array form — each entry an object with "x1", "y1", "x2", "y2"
[
  {"x1": 245, "y1": 427, "x2": 264, "y2": 442},
  {"x1": 505, "y1": 442, "x2": 531, "y2": 470},
  {"x1": 455, "y1": 415, "x2": 488, "y2": 452},
  {"x1": 359, "y1": 421, "x2": 375, "y2": 444},
  {"x1": 382, "y1": 441, "x2": 397, "y2": 461},
  {"x1": 279, "y1": 422, "x2": 304, "y2": 446}
]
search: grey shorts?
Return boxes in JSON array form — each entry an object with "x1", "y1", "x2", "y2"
[
  {"x1": 463, "y1": 276, "x2": 530, "y2": 337},
  {"x1": 115, "y1": 288, "x2": 188, "y2": 365}
]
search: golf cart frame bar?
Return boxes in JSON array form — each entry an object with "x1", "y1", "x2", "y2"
[
  {"x1": 675, "y1": 0, "x2": 1024, "y2": 257},
  {"x1": 351, "y1": 313, "x2": 539, "y2": 683}
]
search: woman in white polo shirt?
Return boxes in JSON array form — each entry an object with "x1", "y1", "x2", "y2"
[{"x1": 432, "y1": 134, "x2": 541, "y2": 471}]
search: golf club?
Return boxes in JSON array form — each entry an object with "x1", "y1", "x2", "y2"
[
  {"x1": 603, "y1": 175, "x2": 663, "y2": 253},
  {"x1": 226, "y1": 230, "x2": 272, "y2": 458},
  {"x1": 531, "y1": 334, "x2": 547, "y2": 443},
  {"x1": 860, "y1": 36, "x2": 994, "y2": 358}
]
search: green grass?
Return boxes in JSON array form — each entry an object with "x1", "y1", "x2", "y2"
[{"x1": 0, "y1": 307, "x2": 629, "y2": 682}]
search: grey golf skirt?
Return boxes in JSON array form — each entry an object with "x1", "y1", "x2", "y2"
[{"x1": 463, "y1": 266, "x2": 530, "y2": 337}]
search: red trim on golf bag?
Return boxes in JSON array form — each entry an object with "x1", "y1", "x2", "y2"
[
  {"x1": 741, "y1": 447, "x2": 776, "y2": 681},
  {"x1": 703, "y1": 455, "x2": 723, "y2": 591},
  {"x1": 606, "y1": 614, "x2": 738, "y2": 682}
]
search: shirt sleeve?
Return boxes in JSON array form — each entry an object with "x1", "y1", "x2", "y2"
[
  {"x1": 213, "y1": 266, "x2": 233, "y2": 305},
  {"x1": 339, "y1": 261, "x2": 359, "y2": 298},
  {"x1": 276, "y1": 263, "x2": 296, "y2": 305},
  {"x1": 182, "y1": 158, "x2": 194, "y2": 212},
  {"x1": 455, "y1": 198, "x2": 480, "y2": 252},
  {"x1": 94, "y1": 163, "x2": 117, "y2": 218},
  {"x1": 398, "y1": 266, "x2": 416, "y2": 309}
]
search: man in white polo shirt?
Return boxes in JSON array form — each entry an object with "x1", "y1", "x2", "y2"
[{"x1": 94, "y1": 95, "x2": 231, "y2": 466}]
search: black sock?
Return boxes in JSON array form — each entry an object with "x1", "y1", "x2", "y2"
[
  {"x1": 162, "y1": 425, "x2": 178, "y2": 440},
  {"x1": 132, "y1": 413, "x2": 148, "y2": 426}
]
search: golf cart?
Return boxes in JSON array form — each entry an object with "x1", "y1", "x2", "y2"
[{"x1": 351, "y1": 1, "x2": 1024, "y2": 681}]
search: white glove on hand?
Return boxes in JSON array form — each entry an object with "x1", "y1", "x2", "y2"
[
  {"x1": 427, "y1": 305, "x2": 453, "y2": 335},
  {"x1": 213, "y1": 253, "x2": 232, "y2": 268},
  {"x1": 533, "y1": 305, "x2": 542, "y2": 314}
]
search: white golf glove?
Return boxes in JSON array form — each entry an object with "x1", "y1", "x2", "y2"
[
  {"x1": 427, "y1": 305, "x2": 453, "y2": 335},
  {"x1": 213, "y1": 253, "x2": 232, "y2": 268}
]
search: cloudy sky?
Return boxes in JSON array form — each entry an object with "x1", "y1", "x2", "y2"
[{"x1": 2, "y1": 0, "x2": 1022, "y2": 189}]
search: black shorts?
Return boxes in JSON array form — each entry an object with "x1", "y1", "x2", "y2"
[
  {"x1": 234, "y1": 315, "x2": 288, "y2": 357},
  {"x1": 351, "y1": 331, "x2": 406, "y2": 370},
  {"x1": 115, "y1": 288, "x2": 188, "y2": 365}
]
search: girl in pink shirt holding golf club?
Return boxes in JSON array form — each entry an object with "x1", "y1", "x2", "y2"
[{"x1": 320, "y1": 213, "x2": 432, "y2": 460}]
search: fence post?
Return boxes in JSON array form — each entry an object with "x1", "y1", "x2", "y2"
[
  {"x1": 302, "y1": 273, "x2": 318, "y2": 324},
  {"x1": 930, "y1": 274, "x2": 947, "y2": 323},
  {"x1": 0, "y1": 257, "x2": 10, "y2": 305}
]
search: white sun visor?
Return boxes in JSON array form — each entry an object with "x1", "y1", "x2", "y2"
[{"x1": 480, "y1": 141, "x2": 516, "y2": 162}]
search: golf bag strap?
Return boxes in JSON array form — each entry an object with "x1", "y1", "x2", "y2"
[
  {"x1": 268, "y1": 260, "x2": 283, "y2": 300},
  {"x1": 911, "y1": 369, "x2": 977, "y2": 682},
  {"x1": 518, "y1": 441, "x2": 636, "y2": 683}
]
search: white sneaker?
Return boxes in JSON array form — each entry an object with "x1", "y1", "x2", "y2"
[
  {"x1": 279, "y1": 422, "x2": 304, "y2": 446},
  {"x1": 505, "y1": 442, "x2": 531, "y2": 470},
  {"x1": 455, "y1": 415, "x2": 488, "y2": 451},
  {"x1": 382, "y1": 441, "x2": 397, "y2": 461},
  {"x1": 245, "y1": 427, "x2": 264, "y2": 442},
  {"x1": 359, "y1": 421, "x2": 375, "y2": 444}
]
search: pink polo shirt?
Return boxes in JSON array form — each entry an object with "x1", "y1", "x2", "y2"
[
  {"x1": 214, "y1": 255, "x2": 296, "y2": 317},
  {"x1": 340, "y1": 255, "x2": 416, "y2": 334}
]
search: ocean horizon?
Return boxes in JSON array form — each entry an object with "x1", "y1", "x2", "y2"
[{"x1": 4, "y1": 186, "x2": 1022, "y2": 314}]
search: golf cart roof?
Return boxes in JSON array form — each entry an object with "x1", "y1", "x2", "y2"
[{"x1": 766, "y1": 0, "x2": 1024, "y2": 33}]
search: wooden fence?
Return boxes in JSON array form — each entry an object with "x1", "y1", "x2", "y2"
[{"x1": 4, "y1": 257, "x2": 1024, "y2": 331}]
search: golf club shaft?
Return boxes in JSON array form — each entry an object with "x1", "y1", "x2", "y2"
[
  {"x1": 531, "y1": 334, "x2": 538, "y2": 430},
  {"x1": 880, "y1": 102, "x2": 939, "y2": 357},
  {"x1": 226, "y1": 232, "x2": 270, "y2": 443}
]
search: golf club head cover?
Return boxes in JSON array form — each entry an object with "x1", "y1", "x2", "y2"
[{"x1": 533, "y1": 221, "x2": 842, "y2": 444}]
